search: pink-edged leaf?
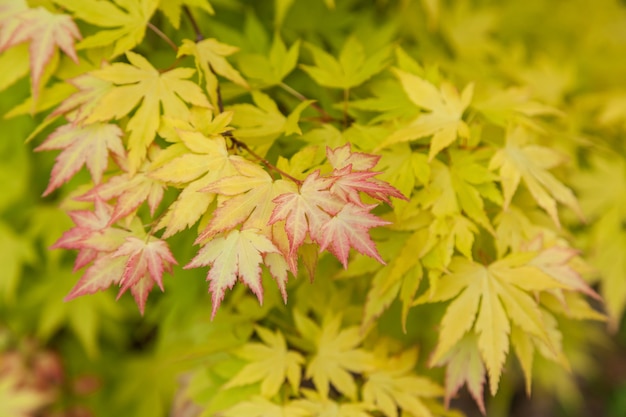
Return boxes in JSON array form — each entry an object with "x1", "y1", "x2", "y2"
[
  {"x1": 52, "y1": 198, "x2": 114, "y2": 250},
  {"x1": 128, "y1": 274, "x2": 155, "y2": 315},
  {"x1": 196, "y1": 173, "x2": 296, "y2": 243},
  {"x1": 185, "y1": 229, "x2": 279, "y2": 319},
  {"x1": 52, "y1": 74, "x2": 113, "y2": 122},
  {"x1": 65, "y1": 253, "x2": 125, "y2": 301},
  {"x1": 529, "y1": 246, "x2": 601, "y2": 300},
  {"x1": 73, "y1": 247, "x2": 98, "y2": 271},
  {"x1": 326, "y1": 143, "x2": 379, "y2": 171},
  {"x1": 112, "y1": 236, "x2": 177, "y2": 293},
  {"x1": 269, "y1": 171, "x2": 341, "y2": 256},
  {"x1": 440, "y1": 335, "x2": 487, "y2": 415},
  {"x1": 264, "y1": 252, "x2": 289, "y2": 303},
  {"x1": 329, "y1": 166, "x2": 406, "y2": 205},
  {"x1": 79, "y1": 171, "x2": 165, "y2": 224},
  {"x1": 36, "y1": 123, "x2": 125, "y2": 195},
  {"x1": 1, "y1": 7, "x2": 81, "y2": 95},
  {"x1": 318, "y1": 203, "x2": 389, "y2": 267},
  {"x1": 52, "y1": 199, "x2": 130, "y2": 272}
]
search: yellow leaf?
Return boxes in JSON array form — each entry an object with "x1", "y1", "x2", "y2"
[
  {"x1": 179, "y1": 38, "x2": 248, "y2": 108},
  {"x1": 54, "y1": 0, "x2": 158, "y2": 57},
  {"x1": 150, "y1": 135, "x2": 241, "y2": 238},
  {"x1": 489, "y1": 126, "x2": 583, "y2": 227},
  {"x1": 364, "y1": 346, "x2": 442, "y2": 417},
  {"x1": 474, "y1": 272, "x2": 510, "y2": 395},
  {"x1": 224, "y1": 327, "x2": 304, "y2": 397},
  {"x1": 375, "y1": 69, "x2": 473, "y2": 160},
  {"x1": 297, "y1": 313, "x2": 374, "y2": 400},
  {"x1": 87, "y1": 51, "x2": 211, "y2": 171},
  {"x1": 185, "y1": 229, "x2": 282, "y2": 319}
]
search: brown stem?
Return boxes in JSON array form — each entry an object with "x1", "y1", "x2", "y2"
[
  {"x1": 279, "y1": 82, "x2": 334, "y2": 122},
  {"x1": 183, "y1": 6, "x2": 205, "y2": 41},
  {"x1": 228, "y1": 132, "x2": 302, "y2": 185},
  {"x1": 147, "y1": 22, "x2": 178, "y2": 52},
  {"x1": 183, "y1": 7, "x2": 300, "y2": 185},
  {"x1": 342, "y1": 88, "x2": 350, "y2": 128}
]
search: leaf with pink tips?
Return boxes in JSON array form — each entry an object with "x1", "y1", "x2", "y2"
[
  {"x1": 0, "y1": 6, "x2": 81, "y2": 96},
  {"x1": 318, "y1": 203, "x2": 390, "y2": 267},
  {"x1": 36, "y1": 123, "x2": 125, "y2": 196},
  {"x1": 185, "y1": 229, "x2": 281, "y2": 319},
  {"x1": 326, "y1": 143, "x2": 380, "y2": 171}
]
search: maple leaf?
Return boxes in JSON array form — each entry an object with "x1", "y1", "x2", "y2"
[
  {"x1": 238, "y1": 35, "x2": 300, "y2": 87},
  {"x1": 185, "y1": 229, "x2": 281, "y2": 319},
  {"x1": 417, "y1": 152, "x2": 501, "y2": 232},
  {"x1": 52, "y1": 199, "x2": 131, "y2": 270},
  {"x1": 270, "y1": 145, "x2": 402, "y2": 269},
  {"x1": 191, "y1": 162, "x2": 296, "y2": 293},
  {"x1": 474, "y1": 87, "x2": 562, "y2": 130},
  {"x1": 295, "y1": 312, "x2": 374, "y2": 399},
  {"x1": 318, "y1": 204, "x2": 389, "y2": 268},
  {"x1": 196, "y1": 162, "x2": 297, "y2": 241},
  {"x1": 363, "y1": 346, "x2": 443, "y2": 417},
  {"x1": 111, "y1": 236, "x2": 178, "y2": 313},
  {"x1": 376, "y1": 144, "x2": 431, "y2": 199},
  {"x1": 86, "y1": 51, "x2": 211, "y2": 170},
  {"x1": 417, "y1": 253, "x2": 575, "y2": 397},
  {"x1": 300, "y1": 36, "x2": 391, "y2": 89},
  {"x1": 0, "y1": 5, "x2": 81, "y2": 97},
  {"x1": 51, "y1": 74, "x2": 114, "y2": 123},
  {"x1": 375, "y1": 69, "x2": 473, "y2": 160},
  {"x1": 224, "y1": 326, "x2": 304, "y2": 397},
  {"x1": 432, "y1": 334, "x2": 486, "y2": 414},
  {"x1": 179, "y1": 38, "x2": 248, "y2": 108},
  {"x1": 63, "y1": 223, "x2": 176, "y2": 314},
  {"x1": 327, "y1": 144, "x2": 406, "y2": 205},
  {"x1": 326, "y1": 143, "x2": 380, "y2": 171},
  {"x1": 228, "y1": 90, "x2": 313, "y2": 148},
  {"x1": 270, "y1": 171, "x2": 340, "y2": 257},
  {"x1": 52, "y1": 0, "x2": 158, "y2": 57},
  {"x1": 330, "y1": 167, "x2": 405, "y2": 206},
  {"x1": 79, "y1": 162, "x2": 165, "y2": 226},
  {"x1": 489, "y1": 126, "x2": 583, "y2": 227},
  {"x1": 150, "y1": 130, "x2": 243, "y2": 238},
  {"x1": 35, "y1": 122, "x2": 125, "y2": 196}
]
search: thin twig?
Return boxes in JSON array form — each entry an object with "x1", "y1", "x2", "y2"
[
  {"x1": 147, "y1": 22, "x2": 178, "y2": 52},
  {"x1": 280, "y1": 82, "x2": 334, "y2": 122},
  {"x1": 342, "y1": 88, "x2": 350, "y2": 128},
  {"x1": 228, "y1": 133, "x2": 302, "y2": 185},
  {"x1": 183, "y1": 6, "x2": 205, "y2": 41},
  {"x1": 183, "y1": 7, "x2": 300, "y2": 185}
]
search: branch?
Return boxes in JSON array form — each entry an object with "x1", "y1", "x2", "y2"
[
  {"x1": 183, "y1": 7, "x2": 300, "y2": 185},
  {"x1": 280, "y1": 82, "x2": 334, "y2": 122},
  {"x1": 183, "y1": 6, "x2": 205, "y2": 41},
  {"x1": 147, "y1": 22, "x2": 178, "y2": 52},
  {"x1": 227, "y1": 132, "x2": 302, "y2": 185}
]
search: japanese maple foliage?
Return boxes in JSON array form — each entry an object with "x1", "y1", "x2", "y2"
[{"x1": 2, "y1": 0, "x2": 620, "y2": 416}]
